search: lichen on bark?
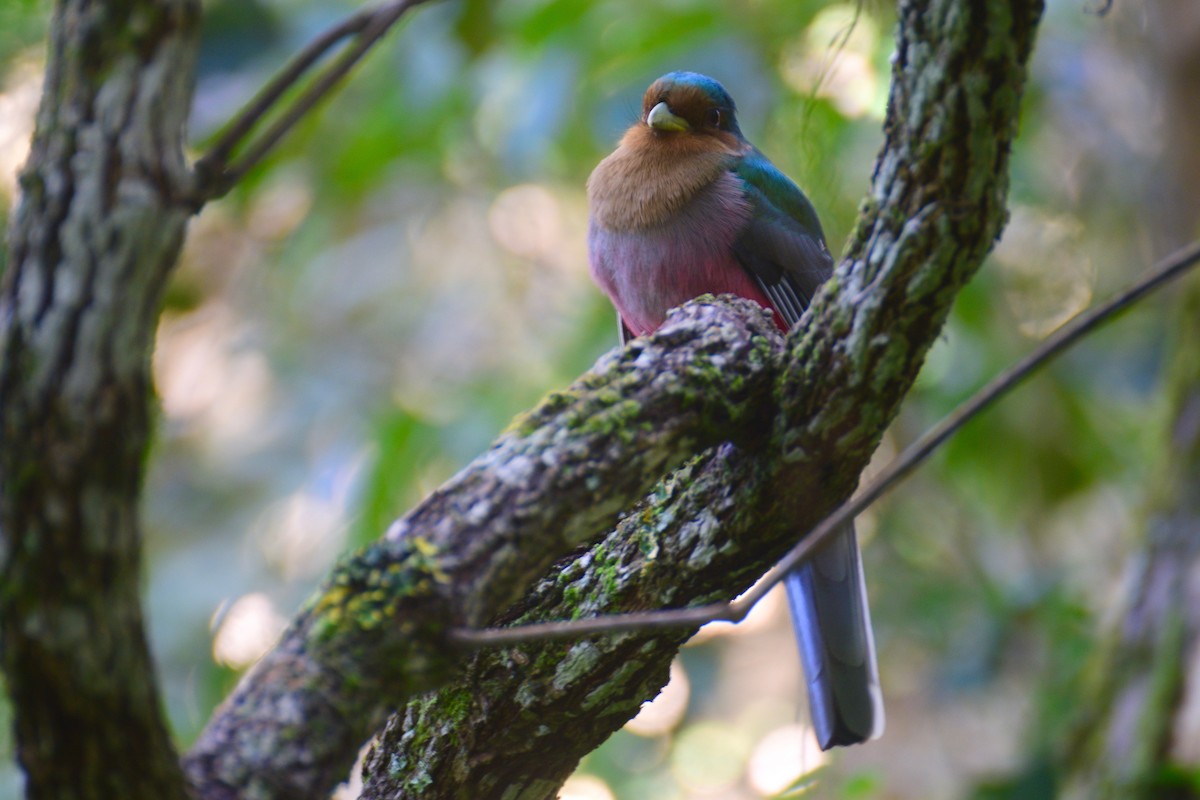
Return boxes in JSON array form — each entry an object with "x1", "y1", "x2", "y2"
[
  {"x1": 0, "y1": 1, "x2": 1048, "y2": 798},
  {"x1": 183, "y1": 297, "x2": 784, "y2": 796}
]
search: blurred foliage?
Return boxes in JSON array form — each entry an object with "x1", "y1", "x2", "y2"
[
  {"x1": 0, "y1": 1, "x2": 48, "y2": 67},
  {"x1": 1, "y1": 1, "x2": 1196, "y2": 798},
  {"x1": 0, "y1": 0, "x2": 49, "y2": 282}
]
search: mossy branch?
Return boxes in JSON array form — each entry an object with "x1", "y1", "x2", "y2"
[
  {"x1": 183, "y1": 297, "x2": 783, "y2": 796},
  {"x1": 0, "y1": 0, "x2": 1047, "y2": 797},
  {"x1": 360, "y1": 0, "x2": 1046, "y2": 797}
]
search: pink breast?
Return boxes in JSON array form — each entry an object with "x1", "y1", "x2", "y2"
[{"x1": 588, "y1": 174, "x2": 784, "y2": 335}]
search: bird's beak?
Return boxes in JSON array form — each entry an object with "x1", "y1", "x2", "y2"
[{"x1": 646, "y1": 101, "x2": 689, "y2": 132}]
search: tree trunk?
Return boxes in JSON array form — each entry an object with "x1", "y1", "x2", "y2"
[
  {"x1": 1061, "y1": 4, "x2": 1200, "y2": 797},
  {"x1": 0, "y1": 1, "x2": 200, "y2": 797},
  {"x1": 1060, "y1": 270, "x2": 1200, "y2": 800}
]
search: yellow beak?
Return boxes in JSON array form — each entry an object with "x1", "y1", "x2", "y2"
[{"x1": 646, "y1": 101, "x2": 689, "y2": 132}]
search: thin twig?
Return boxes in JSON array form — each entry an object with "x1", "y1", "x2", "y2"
[
  {"x1": 452, "y1": 239, "x2": 1200, "y2": 647},
  {"x1": 191, "y1": 0, "x2": 437, "y2": 205}
]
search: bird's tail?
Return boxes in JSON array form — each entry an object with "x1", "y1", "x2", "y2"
[{"x1": 784, "y1": 522, "x2": 884, "y2": 750}]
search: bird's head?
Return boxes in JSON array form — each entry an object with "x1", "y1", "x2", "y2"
[
  {"x1": 587, "y1": 71, "x2": 749, "y2": 230},
  {"x1": 640, "y1": 71, "x2": 744, "y2": 141}
]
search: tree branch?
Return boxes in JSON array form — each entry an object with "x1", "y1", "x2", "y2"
[
  {"x1": 360, "y1": 1, "x2": 1047, "y2": 795},
  {"x1": 450, "y1": 239, "x2": 1200, "y2": 646},
  {"x1": 190, "y1": 0, "x2": 437, "y2": 203},
  {"x1": 3, "y1": 0, "x2": 1107, "y2": 797},
  {"x1": 183, "y1": 298, "x2": 781, "y2": 797}
]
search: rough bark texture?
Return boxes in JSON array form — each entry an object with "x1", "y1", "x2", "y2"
[
  {"x1": 0, "y1": 0, "x2": 1047, "y2": 798},
  {"x1": 1060, "y1": 5, "x2": 1200, "y2": 797},
  {"x1": 361, "y1": 447, "x2": 764, "y2": 798},
  {"x1": 182, "y1": 298, "x2": 782, "y2": 797},
  {"x1": 0, "y1": 1, "x2": 200, "y2": 798},
  {"x1": 360, "y1": 1, "x2": 1045, "y2": 797}
]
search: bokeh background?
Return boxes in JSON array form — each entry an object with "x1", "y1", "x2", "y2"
[{"x1": 1, "y1": 1, "x2": 1197, "y2": 798}]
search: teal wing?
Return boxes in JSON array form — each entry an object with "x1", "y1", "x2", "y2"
[{"x1": 731, "y1": 149, "x2": 834, "y2": 327}]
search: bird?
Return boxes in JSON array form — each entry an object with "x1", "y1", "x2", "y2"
[{"x1": 586, "y1": 71, "x2": 883, "y2": 749}]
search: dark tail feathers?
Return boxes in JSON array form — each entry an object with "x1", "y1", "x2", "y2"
[{"x1": 784, "y1": 522, "x2": 884, "y2": 749}]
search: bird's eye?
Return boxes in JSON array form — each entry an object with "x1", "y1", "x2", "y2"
[{"x1": 707, "y1": 108, "x2": 722, "y2": 127}]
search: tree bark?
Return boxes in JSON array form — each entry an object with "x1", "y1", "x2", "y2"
[
  {"x1": 0, "y1": 0, "x2": 1048, "y2": 798},
  {"x1": 0, "y1": 1, "x2": 200, "y2": 798},
  {"x1": 182, "y1": 297, "x2": 783, "y2": 796},
  {"x1": 360, "y1": 1, "x2": 1046, "y2": 797}
]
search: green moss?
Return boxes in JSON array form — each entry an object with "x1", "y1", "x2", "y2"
[
  {"x1": 552, "y1": 642, "x2": 602, "y2": 691},
  {"x1": 306, "y1": 539, "x2": 449, "y2": 649},
  {"x1": 580, "y1": 398, "x2": 644, "y2": 440},
  {"x1": 597, "y1": 559, "x2": 620, "y2": 598},
  {"x1": 437, "y1": 686, "x2": 475, "y2": 726},
  {"x1": 872, "y1": 335, "x2": 909, "y2": 393},
  {"x1": 405, "y1": 772, "x2": 434, "y2": 793},
  {"x1": 506, "y1": 387, "x2": 582, "y2": 437},
  {"x1": 636, "y1": 530, "x2": 660, "y2": 560},
  {"x1": 581, "y1": 659, "x2": 643, "y2": 712}
]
